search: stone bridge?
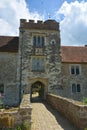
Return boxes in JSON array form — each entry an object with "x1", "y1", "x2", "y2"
[
  {"x1": 31, "y1": 93, "x2": 87, "y2": 130},
  {"x1": 31, "y1": 102, "x2": 77, "y2": 130},
  {"x1": 16, "y1": 93, "x2": 87, "y2": 130},
  {"x1": 46, "y1": 94, "x2": 87, "y2": 130},
  {"x1": 1, "y1": 93, "x2": 87, "y2": 130}
]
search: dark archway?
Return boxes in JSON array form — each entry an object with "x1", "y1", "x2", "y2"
[{"x1": 31, "y1": 81, "x2": 44, "y2": 102}]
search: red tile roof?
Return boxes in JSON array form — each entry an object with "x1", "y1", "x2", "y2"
[
  {"x1": 0, "y1": 36, "x2": 19, "y2": 52},
  {"x1": 62, "y1": 46, "x2": 87, "y2": 63}
]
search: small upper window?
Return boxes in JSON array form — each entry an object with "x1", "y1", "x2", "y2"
[
  {"x1": 71, "y1": 66, "x2": 75, "y2": 74},
  {"x1": 76, "y1": 66, "x2": 80, "y2": 75},
  {"x1": 70, "y1": 65, "x2": 81, "y2": 75}
]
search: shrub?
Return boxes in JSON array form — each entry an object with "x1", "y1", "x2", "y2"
[
  {"x1": 15, "y1": 122, "x2": 31, "y2": 130},
  {"x1": 23, "y1": 121, "x2": 31, "y2": 130},
  {"x1": 83, "y1": 97, "x2": 87, "y2": 105}
]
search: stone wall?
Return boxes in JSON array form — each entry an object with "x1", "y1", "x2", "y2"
[
  {"x1": 46, "y1": 93, "x2": 87, "y2": 130},
  {"x1": 19, "y1": 94, "x2": 32, "y2": 124},
  {"x1": 0, "y1": 52, "x2": 19, "y2": 106},
  {"x1": 61, "y1": 63, "x2": 87, "y2": 100},
  {"x1": 0, "y1": 94, "x2": 32, "y2": 128}
]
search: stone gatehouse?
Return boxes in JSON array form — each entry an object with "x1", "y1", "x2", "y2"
[{"x1": 0, "y1": 19, "x2": 87, "y2": 106}]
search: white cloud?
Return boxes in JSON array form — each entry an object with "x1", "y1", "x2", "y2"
[
  {"x1": 0, "y1": 0, "x2": 44, "y2": 36},
  {"x1": 56, "y1": 1, "x2": 87, "y2": 46}
]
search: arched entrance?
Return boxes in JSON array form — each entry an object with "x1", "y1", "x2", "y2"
[{"x1": 31, "y1": 81, "x2": 45, "y2": 102}]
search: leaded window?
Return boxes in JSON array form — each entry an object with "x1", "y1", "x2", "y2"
[
  {"x1": 33, "y1": 36, "x2": 36, "y2": 47},
  {"x1": 70, "y1": 65, "x2": 81, "y2": 75},
  {"x1": 72, "y1": 83, "x2": 81, "y2": 93},
  {"x1": 33, "y1": 36, "x2": 45, "y2": 47},
  {"x1": 32, "y1": 57, "x2": 45, "y2": 71}
]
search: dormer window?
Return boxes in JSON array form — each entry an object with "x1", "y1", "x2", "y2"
[{"x1": 33, "y1": 36, "x2": 45, "y2": 47}]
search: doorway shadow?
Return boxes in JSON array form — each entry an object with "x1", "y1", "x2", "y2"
[{"x1": 31, "y1": 92, "x2": 44, "y2": 103}]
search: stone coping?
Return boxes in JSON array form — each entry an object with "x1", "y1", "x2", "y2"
[
  {"x1": 49, "y1": 93, "x2": 87, "y2": 107},
  {"x1": 19, "y1": 94, "x2": 32, "y2": 109}
]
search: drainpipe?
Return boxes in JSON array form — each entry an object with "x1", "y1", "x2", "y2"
[{"x1": 19, "y1": 29, "x2": 25, "y2": 103}]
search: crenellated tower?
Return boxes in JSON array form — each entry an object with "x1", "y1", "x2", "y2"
[{"x1": 17, "y1": 19, "x2": 62, "y2": 102}]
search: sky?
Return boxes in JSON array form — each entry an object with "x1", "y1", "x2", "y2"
[{"x1": 0, "y1": 0, "x2": 87, "y2": 46}]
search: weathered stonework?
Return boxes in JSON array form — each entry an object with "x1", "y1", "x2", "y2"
[
  {"x1": 0, "y1": 94, "x2": 32, "y2": 128},
  {"x1": 0, "y1": 52, "x2": 19, "y2": 106},
  {"x1": 61, "y1": 63, "x2": 87, "y2": 100},
  {"x1": 0, "y1": 19, "x2": 87, "y2": 106},
  {"x1": 47, "y1": 93, "x2": 87, "y2": 130},
  {"x1": 17, "y1": 19, "x2": 62, "y2": 100}
]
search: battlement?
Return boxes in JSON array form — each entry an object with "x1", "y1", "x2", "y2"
[{"x1": 20, "y1": 19, "x2": 59, "y2": 31}]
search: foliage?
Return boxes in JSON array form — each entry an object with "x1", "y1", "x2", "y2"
[
  {"x1": 82, "y1": 97, "x2": 87, "y2": 105},
  {"x1": 0, "y1": 105, "x2": 3, "y2": 109},
  {"x1": 15, "y1": 121, "x2": 31, "y2": 130},
  {"x1": 84, "y1": 128, "x2": 87, "y2": 130}
]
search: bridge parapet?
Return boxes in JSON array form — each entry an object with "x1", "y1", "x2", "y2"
[
  {"x1": 19, "y1": 94, "x2": 32, "y2": 124},
  {"x1": 46, "y1": 93, "x2": 87, "y2": 130}
]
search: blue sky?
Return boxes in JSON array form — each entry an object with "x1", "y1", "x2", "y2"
[
  {"x1": 26, "y1": 0, "x2": 65, "y2": 19},
  {"x1": 0, "y1": 0, "x2": 87, "y2": 46},
  {"x1": 25, "y1": 0, "x2": 81, "y2": 20}
]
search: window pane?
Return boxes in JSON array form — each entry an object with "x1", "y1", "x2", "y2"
[
  {"x1": 72, "y1": 84, "x2": 76, "y2": 93},
  {"x1": 71, "y1": 66, "x2": 75, "y2": 74},
  {"x1": 76, "y1": 66, "x2": 80, "y2": 75},
  {"x1": 77, "y1": 84, "x2": 81, "y2": 92},
  {"x1": 37, "y1": 36, "x2": 40, "y2": 47},
  {"x1": 40, "y1": 59, "x2": 44, "y2": 71},
  {"x1": 0, "y1": 84, "x2": 4, "y2": 94},
  {"x1": 32, "y1": 58, "x2": 36, "y2": 71},
  {"x1": 32, "y1": 57, "x2": 44, "y2": 71},
  {"x1": 33, "y1": 36, "x2": 36, "y2": 46},
  {"x1": 42, "y1": 36, "x2": 44, "y2": 47}
]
